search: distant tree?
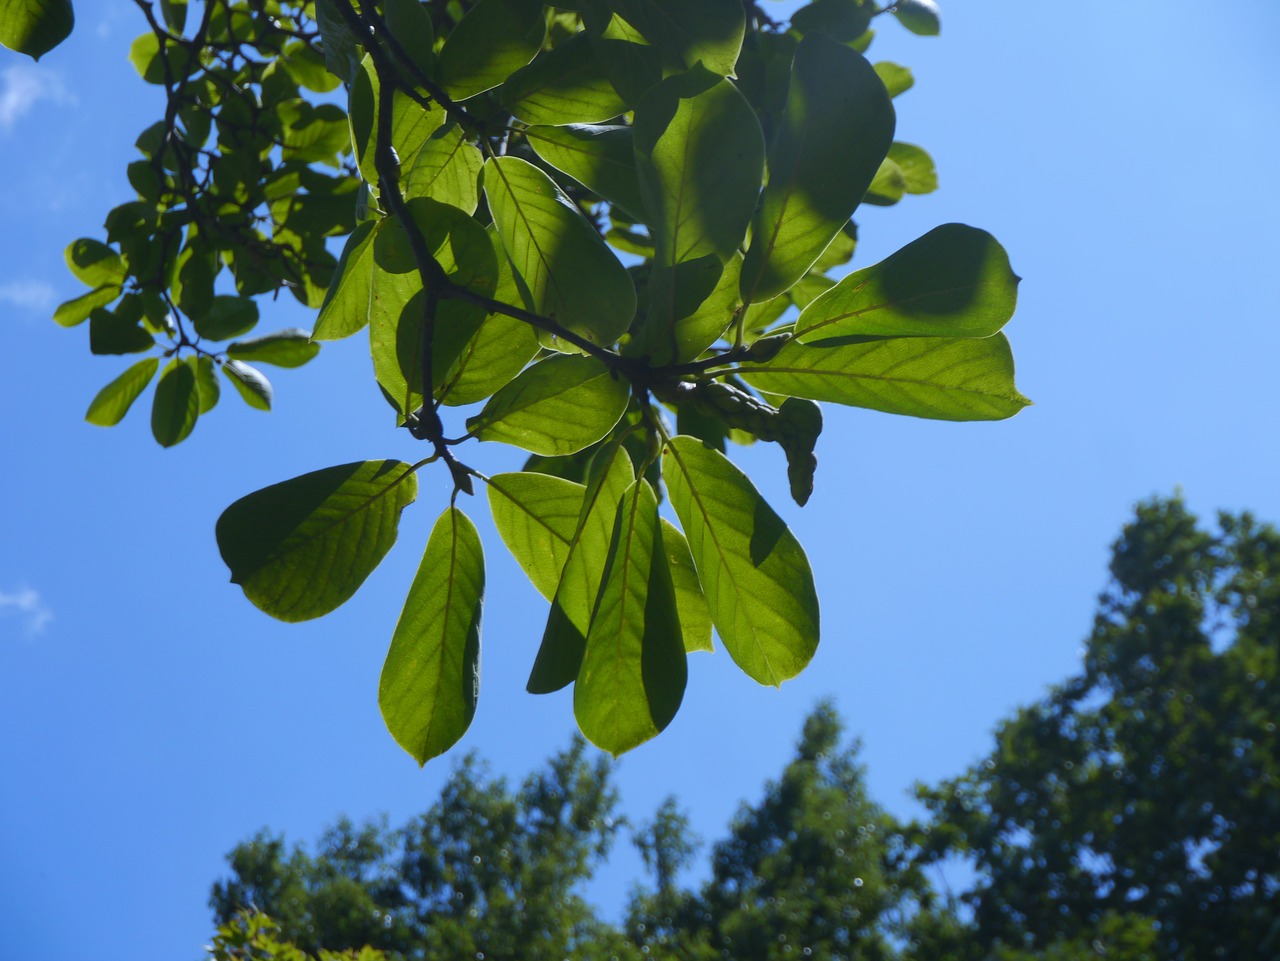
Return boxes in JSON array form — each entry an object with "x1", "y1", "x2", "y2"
[
  {"x1": 912, "y1": 496, "x2": 1280, "y2": 961},
  {"x1": 211, "y1": 737, "x2": 637, "y2": 960},
  {"x1": 205, "y1": 910, "x2": 386, "y2": 961},
  {"x1": 628, "y1": 701, "x2": 921, "y2": 961}
]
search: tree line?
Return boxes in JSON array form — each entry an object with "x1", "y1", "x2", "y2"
[{"x1": 204, "y1": 496, "x2": 1279, "y2": 961}]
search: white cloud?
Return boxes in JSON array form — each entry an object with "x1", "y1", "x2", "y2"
[
  {"x1": 0, "y1": 584, "x2": 53, "y2": 637},
  {"x1": 0, "y1": 64, "x2": 74, "y2": 131},
  {"x1": 0, "y1": 280, "x2": 56, "y2": 313}
]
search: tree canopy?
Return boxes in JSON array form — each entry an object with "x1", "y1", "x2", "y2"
[{"x1": 10, "y1": 0, "x2": 1026, "y2": 761}]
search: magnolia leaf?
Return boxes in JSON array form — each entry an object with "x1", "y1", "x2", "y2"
[
  {"x1": 151, "y1": 358, "x2": 200, "y2": 447},
  {"x1": 501, "y1": 32, "x2": 627, "y2": 126},
  {"x1": 217, "y1": 460, "x2": 419, "y2": 622},
  {"x1": 796, "y1": 224, "x2": 1019, "y2": 342},
  {"x1": 739, "y1": 333, "x2": 1032, "y2": 421},
  {"x1": 894, "y1": 0, "x2": 941, "y2": 36},
  {"x1": 466, "y1": 354, "x2": 630, "y2": 456},
  {"x1": 437, "y1": 0, "x2": 546, "y2": 99},
  {"x1": 0, "y1": 0, "x2": 74, "y2": 60},
  {"x1": 740, "y1": 33, "x2": 895, "y2": 304},
  {"x1": 575, "y1": 479, "x2": 686, "y2": 755},
  {"x1": 313, "y1": 221, "x2": 376, "y2": 340},
  {"x1": 483, "y1": 156, "x2": 636, "y2": 346},
  {"x1": 85, "y1": 357, "x2": 159, "y2": 427},
  {"x1": 222, "y1": 360, "x2": 273, "y2": 411},
  {"x1": 661, "y1": 518, "x2": 713, "y2": 653},
  {"x1": 227, "y1": 328, "x2": 320, "y2": 368},
  {"x1": 525, "y1": 124, "x2": 646, "y2": 220},
  {"x1": 662, "y1": 436, "x2": 819, "y2": 685},
  {"x1": 380, "y1": 507, "x2": 484, "y2": 765},
  {"x1": 486, "y1": 471, "x2": 584, "y2": 600}
]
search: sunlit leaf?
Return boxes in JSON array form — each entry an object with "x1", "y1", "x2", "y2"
[
  {"x1": 740, "y1": 33, "x2": 895, "y2": 303},
  {"x1": 662, "y1": 436, "x2": 819, "y2": 685},
  {"x1": 221, "y1": 360, "x2": 273, "y2": 411},
  {"x1": 661, "y1": 518, "x2": 712, "y2": 653},
  {"x1": 227, "y1": 328, "x2": 321, "y2": 368},
  {"x1": 85, "y1": 357, "x2": 159, "y2": 427},
  {"x1": 217, "y1": 460, "x2": 420, "y2": 622},
  {"x1": 437, "y1": 0, "x2": 546, "y2": 99},
  {"x1": 486, "y1": 471, "x2": 584, "y2": 600},
  {"x1": 466, "y1": 354, "x2": 630, "y2": 456},
  {"x1": 575, "y1": 478, "x2": 686, "y2": 755},
  {"x1": 739, "y1": 333, "x2": 1032, "y2": 421},
  {"x1": 151, "y1": 358, "x2": 200, "y2": 447},
  {"x1": 380, "y1": 507, "x2": 484, "y2": 765},
  {"x1": 796, "y1": 224, "x2": 1019, "y2": 342},
  {"x1": 501, "y1": 32, "x2": 627, "y2": 126},
  {"x1": 0, "y1": 0, "x2": 73, "y2": 60},
  {"x1": 313, "y1": 222, "x2": 376, "y2": 340},
  {"x1": 525, "y1": 124, "x2": 645, "y2": 220}
]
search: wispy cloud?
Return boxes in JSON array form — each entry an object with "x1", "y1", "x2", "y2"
[
  {"x1": 0, "y1": 64, "x2": 74, "y2": 131},
  {"x1": 0, "y1": 584, "x2": 53, "y2": 637},
  {"x1": 0, "y1": 280, "x2": 56, "y2": 314}
]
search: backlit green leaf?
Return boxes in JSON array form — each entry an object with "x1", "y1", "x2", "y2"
[
  {"x1": 151, "y1": 358, "x2": 199, "y2": 447},
  {"x1": 313, "y1": 222, "x2": 376, "y2": 341},
  {"x1": 525, "y1": 124, "x2": 646, "y2": 220},
  {"x1": 501, "y1": 31, "x2": 627, "y2": 126},
  {"x1": 65, "y1": 238, "x2": 125, "y2": 288},
  {"x1": 529, "y1": 444, "x2": 634, "y2": 693},
  {"x1": 483, "y1": 156, "x2": 636, "y2": 346},
  {"x1": 85, "y1": 357, "x2": 159, "y2": 427},
  {"x1": 466, "y1": 353, "x2": 630, "y2": 456},
  {"x1": 0, "y1": 0, "x2": 74, "y2": 60},
  {"x1": 894, "y1": 0, "x2": 941, "y2": 36},
  {"x1": 54, "y1": 284, "x2": 121, "y2": 328},
  {"x1": 217, "y1": 460, "x2": 419, "y2": 622},
  {"x1": 380, "y1": 507, "x2": 484, "y2": 765},
  {"x1": 437, "y1": 0, "x2": 546, "y2": 100},
  {"x1": 89, "y1": 304, "x2": 153, "y2": 355},
  {"x1": 222, "y1": 359, "x2": 273, "y2": 411},
  {"x1": 662, "y1": 436, "x2": 819, "y2": 685},
  {"x1": 661, "y1": 518, "x2": 712, "y2": 653},
  {"x1": 194, "y1": 356, "x2": 220, "y2": 414},
  {"x1": 796, "y1": 224, "x2": 1019, "y2": 341},
  {"x1": 227, "y1": 328, "x2": 321, "y2": 368},
  {"x1": 404, "y1": 124, "x2": 483, "y2": 213},
  {"x1": 486, "y1": 471, "x2": 584, "y2": 600},
  {"x1": 194, "y1": 296, "x2": 260, "y2": 341},
  {"x1": 740, "y1": 33, "x2": 895, "y2": 303},
  {"x1": 888, "y1": 141, "x2": 938, "y2": 194},
  {"x1": 873, "y1": 61, "x2": 915, "y2": 98},
  {"x1": 738, "y1": 333, "x2": 1032, "y2": 421},
  {"x1": 382, "y1": 0, "x2": 435, "y2": 76},
  {"x1": 575, "y1": 479, "x2": 686, "y2": 755},
  {"x1": 350, "y1": 54, "x2": 444, "y2": 184}
]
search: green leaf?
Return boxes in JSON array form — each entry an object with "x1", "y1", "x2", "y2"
[
  {"x1": 151, "y1": 358, "x2": 199, "y2": 447},
  {"x1": 217, "y1": 460, "x2": 419, "y2": 622},
  {"x1": 888, "y1": 141, "x2": 938, "y2": 194},
  {"x1": 631, "y1": 70, "x2": 763, "y2": 364},
  {"x1": 227, "y1": 328, "x2": 321, "y2": 368},
  {"x1": 193, "y1": 296, "x2": 260, "y2": 342},
  {"x1": 313, "y1": 221, "x2": 376, "y2": 341},
  {"x1": 483, "y1": 155, "x2": 636, "y2": 346},
  {"x1": 193, "y1": 355, "x2": 220, "y2": 414},
  {"x1": 466, "y1": 354, "x2": 630, "y2": 456},
  {"x1": 404, "y1": 124, "x2": 483, "y2": 214},
  {"x1": 0, "y1": 0, "x2": 74, "y2": 60},
  {"x1": 796, "y1": 224, "x2": 1019, "y2": 342},
  {"x1": 89, "y1": 305, "x2": 153, "y2": 355},
  {"x1": 486, "y1": 471, "x2": 584, "y2": 601},
  {"x1": 221, "y1": 359, "x2": 273, "y2": 411},
  {"x1": 438, "y1": 227, "x2": 541, "y2": 406},
  {"x1": 739, "y1": 332, "x2": 1032, "y2": 421},
  {"x1": 368, "y1": 199, "x2": 498, "y2": 420},
  {"x1": 584, "y1": 0, "x2": 744, "y2": 79},
  {"x1": 380, "y1": 507, "x2": 484, "y2": 766},
  {"x1": 501, "y1": 31, "x2": 627, "y2": 126},
  {"x1": 314, "y1": 0, "x2": 362, "y2": 83},
  {"x1": 158, "y1": 0, "x2": 186, "y2": 32},
  {"x1": 864, "y1": 156, "x2": 906, "y2": 206},
  {"x1": 894, "y1": 0, "x2": 941, "y2": 36},
  {"x1": 128, "y1": 31, "x2": 188, "y2": 84},
  {"x1": 53, "y1": 284, "x2": 121, "y2": 328},
  {"x1": 437, "y1": 0, "x2": 547, "y2": 100},
  {"x1": 661, "y1": 436, "x2": 819, "y2": 685},
  {"x1": 740, "y1": 33, "x2": 895, "y2": 304},
  {"x1": 349, "y1": 54, "x2": 444, "y2": 184},
  {"x1": 873, "y1": 61, "x2": 914, "y2": 98},
  {"x1": 791, "y1": 0, "x2": 874, "y2": 42},
  {"x1": 525, "y1": 124, "x2": 646, "y2": 220},
  {"x1": 575, "y1": 479, "x2": 686, "y2": 755},
  {"x1": 382, "y1": 0, "x2": 435, "y2": 76},
  {"x1": 282, "y1": 40, "x2": 342, "y2": 93},
  {"x1": 85, "y1": 357, "x2": 159, "y2": 427},
  {"x1": 529, "y1": 444, "x2": 634, "y2": 693},
  {"x1": 65, "y1": 238, "x2": 125, "y2": 288},
  {"x1": 661, "y1": 518, "x2": 712, "y2": 653}
]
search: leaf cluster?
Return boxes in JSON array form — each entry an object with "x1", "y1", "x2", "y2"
[{"x1": 50, "y1": 0, "x2": 1028, "y2": 760}]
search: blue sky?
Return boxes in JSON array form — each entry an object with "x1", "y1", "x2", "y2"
[{"x1": 2, "y1": 2, "x2": 1278, "y2": 959}]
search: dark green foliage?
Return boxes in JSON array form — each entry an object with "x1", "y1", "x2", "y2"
[
  {"x1": 51, "y1": 0, "x2": 1028, "y2": 760},
  {"x1": 211, "y1": 739, "x2": 633, "y2": 961},
  {"x1": 913, "y1": 497, "x2": 1280, "y2": 960}
]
